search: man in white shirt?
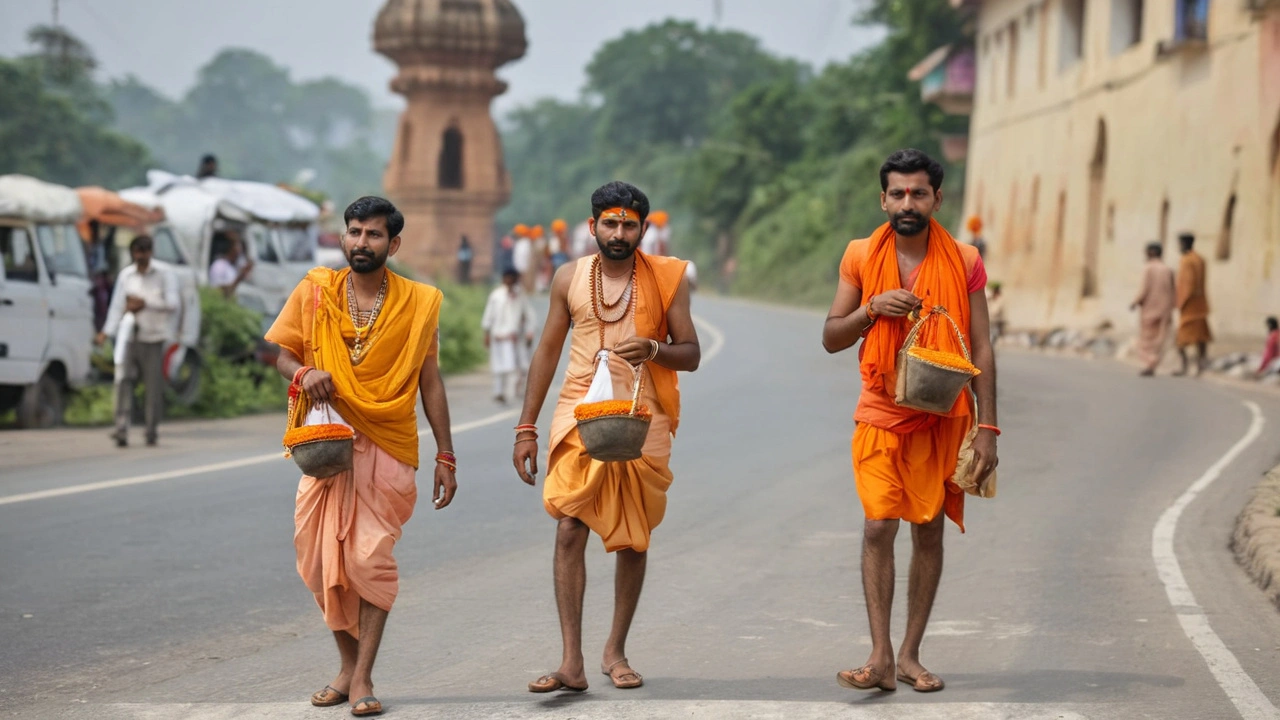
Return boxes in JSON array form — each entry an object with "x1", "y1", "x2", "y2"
[
  {"x1": 96, "y1": 235, "x2": 180, "y2": 447},
  {"x1": 208, "y1": 231, "x2": 254, "y2": 298},
  {"x1": 481, "y1": 268, "x2": 536, "y2": 403}
]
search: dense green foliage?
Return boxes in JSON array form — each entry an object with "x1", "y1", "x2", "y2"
[{"x1": 499, "y1": 2, "x2": 969, "y2": 304}]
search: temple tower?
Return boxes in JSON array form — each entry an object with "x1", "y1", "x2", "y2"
[{"x1": 373, "y1": 0, "x2": 527, "y2": 280}]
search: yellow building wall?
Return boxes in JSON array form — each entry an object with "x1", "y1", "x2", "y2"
[{"x1": 963, "y1": 0, "x2": 1280, "y2": 339}]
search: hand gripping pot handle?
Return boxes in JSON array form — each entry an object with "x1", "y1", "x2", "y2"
[
  {"x1": 575, "y1": 354, "x2": 652, "y2": 462},
  {"x1": 893, "y1": 305, "x2": 980, "y2": 415}
]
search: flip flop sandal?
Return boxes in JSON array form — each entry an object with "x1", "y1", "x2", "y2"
[
  {"x1": 528, "y1": 673, "x2": 588, "y2": 693},
  {"x1": 311, "y1": 685, "x2": 348, "y2": 707},
  {"x1": 897, "y1": 670, "x2": 945, "y2": 693},
  {"x1": 601, "y1": 659, "x2": 644, "y2": 689},
  {"x1": 350, "y1": 696, "x2": 383, "y2": 716},
  {"x1": 836, "y1": 664, "x2": 897, "y2": 691}
]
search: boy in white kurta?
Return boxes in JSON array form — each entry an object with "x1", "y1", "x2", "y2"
[{"x1": 482, "y1": 269, "x2": 536, "y2": 403}]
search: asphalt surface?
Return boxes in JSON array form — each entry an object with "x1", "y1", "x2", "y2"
[{"x1": 3, "y1": 295, "x2": 1280, "y2": 719}]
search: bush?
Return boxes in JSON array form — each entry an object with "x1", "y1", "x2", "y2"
[{"x1": 436, "y1": 280, "x2": 488, "y2": 375}]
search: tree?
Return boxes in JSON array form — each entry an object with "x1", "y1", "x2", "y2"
[{"x1": 0, "y1": 58, "x2": 150, "y2": 189}]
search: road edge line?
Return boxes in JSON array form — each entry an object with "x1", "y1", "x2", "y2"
[{"x1": 1151, "y1": 400, "x2": 1275, "y2": 719}]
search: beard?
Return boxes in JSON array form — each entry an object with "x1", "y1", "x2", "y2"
[
  {"x1": 890, "y1": 211, "x2": 928, "y2": 236},
  {"x1": 347, "y1": 249, "x2": 387, "y2": 274},
  {"x1": 596, "y1": 236, "x2": 637, "y2": 261}
]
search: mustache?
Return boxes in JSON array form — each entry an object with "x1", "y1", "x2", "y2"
[{"x1": 893, "y1": 211, "x2": 923, "y2": 221}]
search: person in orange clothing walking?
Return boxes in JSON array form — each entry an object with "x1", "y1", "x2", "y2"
[
  {"x1": 513, "y1": 181, "x2": 700, "y2": 694},
  {"x1": 822, "y1": 149, "x2": 998, "y2": 694}
]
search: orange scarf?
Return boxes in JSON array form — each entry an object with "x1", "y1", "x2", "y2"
[
  {"x1": 267, "y1": 267, "x2": 442, "y2": 468},
  {"x1": 860, "y1": 218, "x2": 974, "y2": 424},
  {"x1": 633, "y1": 251, "x2": 688, "y2": 434}
]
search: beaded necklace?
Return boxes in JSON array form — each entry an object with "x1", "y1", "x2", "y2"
[
  {"x1": 590, "y1": 255, "x2": 636, "y2": 351},
  {"x1": 345, "y1": 273, "x2": 388, "y2": 366}
]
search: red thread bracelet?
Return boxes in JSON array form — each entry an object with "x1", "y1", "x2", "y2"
[{"x1": 977, "y1": 424, "x2": 1001, "y2": 436}]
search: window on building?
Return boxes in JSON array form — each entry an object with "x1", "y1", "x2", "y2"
[
  {"x1": 1110, "y1": 0, "x2": 1144, "y2": 54},
  {"x1": 1159, "y1": 197, "x2": 1171, "y2": 251},
  {"x1": 1053, "y1": 191, "x2": 1068, "y2": 268},
  {"x1": 398, "y1": 119, "x2": 413, "y2": 165},
  {"x1": 1008, "y1": 20, "x2": 1020, "y2": 98},
  {"x1": 438, "y1": 127, "x2": 464, "y2": 189},
  {"x1": 1060, "y1": 0, "x2": 1086, "y2": 71},
  {"x1": 1028, "y1": 175, "x2": 1041, "y2": 252},
  {"x1": 1216, "y1": 193, "x2": 1235, "y2": 261},
  {"x1": 1037, "y1": 4, "x2": 1048, "y2": 89},
  {"x1": 1175, "y1": 0, "x2": 1208, "y2": 42},
  {"x1": 1106, "y1": 203, "x2": 1116, "y2": 243}
]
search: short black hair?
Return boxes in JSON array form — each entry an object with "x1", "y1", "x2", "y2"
[
  {"x1": 130, "y1": 235, "x2": 153, "y2": 253},
  {"x1": 1178, "y1": 232, "x2": 1195, "y2": 248},
  {"x1": 502, "y1": 266, "x2": 520, "y2": 279},
  {"x1": 1267, "y1": 316, "x2": 1278, "y2": 332},
  {"x1": 590, "y1": 181, "x2": 650, "y2": 222},
  {"x1": 200, "y1": 154, "x2": 217, "y2": 165},
  {"x1": 1146, "y1": 242, "x2": 1163, "y2": 258},
  {"x1": 879, "y1": 149, "x2": 945, "y2": 192},
  {"x1": 344, "y1": 196, "x2": 405, "y2": 237}
]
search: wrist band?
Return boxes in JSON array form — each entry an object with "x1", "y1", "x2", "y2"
[
  {"x1": 435, "y1": 451, "x2": 457, "y2": 472},
  {"x1": 292, "y1": 366, "x2": 313, "y2": 385},
  {"x1": 647, "y1": 339, "x2": 660, "y2": 362},
  {"x1": 977, "y1": 424, "x2": 1001, "y2": 436},
  {"x1": 864, "y1": 295, "x2": 879, "y2": 322}
]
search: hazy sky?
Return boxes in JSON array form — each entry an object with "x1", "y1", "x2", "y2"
[{"x1": 0, "y1": 0, "x2": 886, "y2": 115}]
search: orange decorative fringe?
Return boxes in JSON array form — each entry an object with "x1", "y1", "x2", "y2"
[
  {"x1": 574, "y1": 400, "x2": 652, "y2": 422},
  {"x1": 907, "y1": 346, "x2": 980, "y2": 375},
  {"x1": 283, "y1": 423, "x2": 355, "y2": 457}
]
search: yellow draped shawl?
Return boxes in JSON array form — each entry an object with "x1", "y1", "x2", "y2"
[{"x1": 266, "y1": 267, "x2": 442, "y2": 468}]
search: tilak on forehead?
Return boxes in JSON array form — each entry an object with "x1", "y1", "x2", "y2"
[{"x1": 599, "y1": 206, "x2": 641, "y2": 222}]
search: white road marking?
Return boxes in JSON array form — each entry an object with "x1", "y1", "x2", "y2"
[
  {"x1": 0, "y1": 409, "x2": 520, "y2": 507},
  {"x1": 78, "y1": 700, "x2": 1094, "y2": 719},
  {"x1": 693, "y1": 313, "x2": 726, "y2": 363},
  {"x1": 1151, "y1": 400, "x2": 1276, "y2": 719}
]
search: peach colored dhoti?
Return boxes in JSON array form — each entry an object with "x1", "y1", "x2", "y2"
[{"x1": 294, "y1": 434, "x2": 417, "y2": 637}]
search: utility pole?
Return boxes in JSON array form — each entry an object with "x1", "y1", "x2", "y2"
[{"x1": 52, "y1": 0, "x2": 60, "y2": 27}]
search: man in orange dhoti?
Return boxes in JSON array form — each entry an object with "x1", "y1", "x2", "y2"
[
  {"x1": 822, "y1": 150, "x2": 999, "y2": 693},
  {"x1": 1174, "y1": 232, "x2": 1213, "y2": 377},
  {"x1": 1130, "y1": 242, "x2": 1176, "y2": 376},
  {"x1": 513, "y1": 182, "x2": 700, "y2": 693},
  {"x1": 266, "y1": 197, "x2": 458, "y2": 717}
]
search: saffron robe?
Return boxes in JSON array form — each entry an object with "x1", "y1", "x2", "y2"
[
  {"x1": 1176, "y1": 251, "x2": 1213, "y2": 347},
  {"x1": 544, "y1": 252, "x2": 687, "y2": 552},
  {"x1": 266, "y1": 267, "x2": 442, "y2": 635},
  {"x1": 840, "y1": 219, "x2": 985, "y2": 530}
]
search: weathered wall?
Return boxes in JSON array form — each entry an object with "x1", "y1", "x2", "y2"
[{"x1": 963, "y1": 0, "x2": 1280, "y2": 338}]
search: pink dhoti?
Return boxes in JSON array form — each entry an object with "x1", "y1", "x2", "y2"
[{"x1": 294, "y1": 434, "x2": 417, "y2": 637}]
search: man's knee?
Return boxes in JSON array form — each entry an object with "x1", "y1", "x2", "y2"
[
  {"x1": 863, "y1": 518, "x2": 899, "y2": 547},
  {"x1": 912, "y1": 515, "x2": 945, "y2": 549},
  {"x1": 555, "y1": 517, "x2": 588, "y2": 551}
]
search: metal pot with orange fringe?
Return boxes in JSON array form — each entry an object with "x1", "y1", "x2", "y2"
[
  {"x1": 574, "y1": 363, "x2": 652, "y2": 463},
  {"x1": 894, "y1": 305, "x2": 981, "y2": 415},
  {"x1": 282, "y1": 382, "x2": 354, "y2": 479}
]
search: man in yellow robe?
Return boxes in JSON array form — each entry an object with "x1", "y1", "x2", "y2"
[
  {"x1": 822, "y1": 150, "x2": 998, "y2": 693},
  {"x1": 1174, "y1": 232, "x2": 1213, "y2": 377},
  {"x1": 266, "y1": 196, "x2": 458, "y2": 717},
  {"x1": 513, "y1": 181, "x2": 700, "y2": 693}
]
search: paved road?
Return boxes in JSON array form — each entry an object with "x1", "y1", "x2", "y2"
[{"x1": 3, "y1": 296, "x2": 1280, "y2": 719}]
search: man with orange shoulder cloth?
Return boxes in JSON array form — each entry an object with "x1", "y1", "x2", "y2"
[
  {"x1": 822, "y1": 149, "x2": 999, "y2": 694},
  {"x1": 513, "y1": 181, "x2": 700, "y2": 694}
]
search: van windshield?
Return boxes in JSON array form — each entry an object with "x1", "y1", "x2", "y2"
[
  {"x1": 36, "y1": 224, "x2": 88, "y2": 279},
  {"x1": 279, "y1": 225, "x2": 316, "y2": 263},
  {"x1": 152, "y1": 227, "x2": 185, "y2": 265}
]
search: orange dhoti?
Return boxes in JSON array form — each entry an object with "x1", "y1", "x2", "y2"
[
  {"x1": 294, "y1": 434, "x2": 418, "y2": 637},
  {"x1": 544, "y1": 430, "x2": 673, "y2": 553},
  {"x1": 542, "y1": 252, "x2": 687, "y2": 553},
  {"x1": 853, "y1": 417, "x2": 968, "y2": 531}
]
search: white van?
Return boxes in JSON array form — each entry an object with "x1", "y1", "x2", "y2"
[
  {"x1": 135, "y1": 170, "x2": 320, "y2": 317},
  {"x1": 0, "y1": 175, "x2": 95, "y2": 427}
]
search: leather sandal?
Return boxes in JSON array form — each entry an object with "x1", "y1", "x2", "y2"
[
  {"x1": 601, "y1": 658, "x2": 643, "y2": 689},
  {"x1": 528, "y1": 673, "x2": 588, "y2": 693},
  {"x1": 350, "y1": 695, "x2": 383, "y2": 716},
  {"x1": 310, "y1": 685, "x2": 348, "y2": 707},
  {"x1": 836, "y1": 664, "x2": 897, "y2": 691},
  {"x1": 897, "y1": 669, "x2": 945, "y2": 692}
]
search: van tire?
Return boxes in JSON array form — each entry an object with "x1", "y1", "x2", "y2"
[{"x1": 17, "y1": 373, "x2": 65, "y2": 429}]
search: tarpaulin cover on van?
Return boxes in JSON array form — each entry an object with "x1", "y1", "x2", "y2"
[{"x1": 0, "y1": 175, "x2": 83, "y2": 224}]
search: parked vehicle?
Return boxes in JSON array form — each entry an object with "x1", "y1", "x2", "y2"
[
  {"x1": 0, "y1": 175, "x2": 95, "y2": 427},
  {"x1": 133, "y1": 170, "x2": 320, "y2": 317}
]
